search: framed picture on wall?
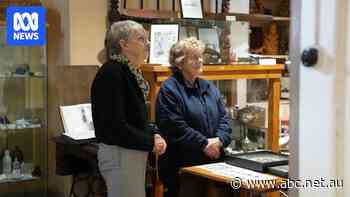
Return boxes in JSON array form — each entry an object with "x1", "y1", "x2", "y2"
[
  {"x1": 180, "y1": 0, "x2": 203, "y2": 19},
  {"x1": 149, "y1": 24, "x2": 179, "y2": 65}
]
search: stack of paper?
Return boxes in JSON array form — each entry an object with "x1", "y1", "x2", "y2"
[{"x1": 197, "y1": 162, "x2": 276, "y2": 181}]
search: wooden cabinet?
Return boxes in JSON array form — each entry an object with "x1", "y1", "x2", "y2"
[
  {"x1": 141, "y1": 63, "x2": 284, "y2": 152},
  {"x1": 141, "y1": 63, "x2": 284, "y2": 197}
]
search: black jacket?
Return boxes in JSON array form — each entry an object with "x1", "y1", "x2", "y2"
[{"x1": 91, "y1": 60, "x2": 154, "y2": 151}]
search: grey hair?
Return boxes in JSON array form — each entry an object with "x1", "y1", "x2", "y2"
[
  {"x1": 105, "y1": 20, "x2": 144, "y2": 60},
  {"x1": 169, "y1": 37, "x2": 205, "y2": 73}
]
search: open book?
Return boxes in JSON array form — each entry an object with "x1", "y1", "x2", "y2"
[{"x1": 59, "y1": 103, "x2": 95, "y2": 140}]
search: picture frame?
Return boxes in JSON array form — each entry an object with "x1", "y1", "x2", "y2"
[
  {"x1": 198, "y1": 28, "x2": 220, "y2": 53},
  {"x1": 149, "y1": 24, "x2": 179, "y2": 65},
  {"x1": 179, "y1": 26, "x2": 188, "y2": 41},
  {"x1": 180, "y1": 0, "x2": 203, "y2": 19},
  {"x1": 60, "y1": 103, "x2": 95, "y2": 140},
  {"x1": 186, "y1": 26, "x2": 198, "y2": 39}
]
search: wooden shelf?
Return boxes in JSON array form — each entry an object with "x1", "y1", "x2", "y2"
[
  {"x1": 120, "y1": 9, "x2": 178, "y2": 20},
  {"x1": 141, "y1": 63, "x2": 284, "y2": 82},
  {"x1": 207, "y1": 12, "x2": 290, "y2": 22},
  {"x1": 272, "y1": 16, "x2": 290, "y2": 21},
  {"x1": 249, "y1": 54, "x2": 289, "y2": 59},
  {"x1": 142, "y1": 63, "x2": 284, "y2": 71},
  {"x1": 114, "y1": 9, "x2": 289, "y2": 24}
]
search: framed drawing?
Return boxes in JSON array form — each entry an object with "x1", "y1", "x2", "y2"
[
  {"x1": 60, "y1": 103, "x2": 95, "y2": 140},
  {"x1": 186, "y1": 26, "x2": 198, "y2": 39},
  {"x1": 198, "y1": 28, "x2": 220, "y2": 53},
  {"x1": 149, "y1": 24, "x2": 179, "y2": 65},
  {"x1": 180, "y1": 0, "x2": 203, "y2": 19}
]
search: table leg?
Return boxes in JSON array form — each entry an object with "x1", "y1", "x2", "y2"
[
  {"x1": 207, "y1": 181, "x2": 219, "y2": 197},
  {"x1": 268, "y1": 78, "x2": 281, "y2": 152}
]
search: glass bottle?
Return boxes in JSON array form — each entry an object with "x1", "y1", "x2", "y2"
[
  {"x1": 12, "y1": 157, "x2": 21, "y2": 177},
  {"x1": 2, "y1": 149, "x2": 12, "y2": 175}
]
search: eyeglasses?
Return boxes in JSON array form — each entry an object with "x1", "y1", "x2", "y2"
[
  {"x1": 187, "y1": 55, "x2": 203, "y2": 66},
  {"x1": 133, "y1": 34, "x2": 149, "y2": 46}
]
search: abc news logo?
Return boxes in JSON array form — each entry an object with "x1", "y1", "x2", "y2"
[
  {"x1": 6, "y1": 6, "x2": 46, "y2": 46},
  {"x1": 13, "y1": 12, "x2": 39, "y2": 40}
]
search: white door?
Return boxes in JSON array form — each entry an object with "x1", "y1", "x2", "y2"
[{"x1": 290, "y1": 0, "x2": 349, "y2": 196}]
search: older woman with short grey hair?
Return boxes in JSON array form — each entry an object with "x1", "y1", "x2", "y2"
[
  {"x1": 156, "y1": 37, "x2": 232, "y2": 197},
  {"x1": 91, "y1": 20, "x2": 167, "y2": 197},
  {"x1": 168, "y1": 37, "x2": 205, "y2": 76}
]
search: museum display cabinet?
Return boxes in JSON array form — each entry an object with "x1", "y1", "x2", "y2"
[
  {"x1": 107, "y1": 1, "x2": 289, "y2": 197},
  {"x1": 124, "y1": 16, "x2": 286, "y2": 153},
  {"x1": 141, "y1": 63, "x2": 284, "y2": 153},
  {"x1": 0, "y1": 22, "x2": 47, "y2": 197}
]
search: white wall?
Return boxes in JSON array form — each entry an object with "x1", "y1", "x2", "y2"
[
  {"x1": 45, "y1": 0, "x2": 70, "y2": 65},
  {"x1": 46, "y1": 0, "x2": 107, "y2": 66},
  {"x1": 69, "y1": 0, "x2": 107, "y2": 65}
]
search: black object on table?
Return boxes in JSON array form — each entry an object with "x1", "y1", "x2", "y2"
[
  {"x1": 52, "y1": 135, "x2": 106, "y2": 197},
  {"x1": 224, "y1": 150, "x2": 289, "y2": 172},
  {"x1": 266, "y1": 165, "x2": 289, "y2": 178}
]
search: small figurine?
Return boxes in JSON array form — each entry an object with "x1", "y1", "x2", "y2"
[
  {"x1": 263, "y1": 23, "x2": 279, "y2": 55},
  {"x1": 219, "y1": 27, "x2": 231, "y2": 63}
]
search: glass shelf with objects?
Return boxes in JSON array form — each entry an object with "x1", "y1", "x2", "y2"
[
  {"x1": 136, "y1": 18, "x2": 287, "y2": 153},
  {"x1": 113, "y1": 1, "x2": 290, "y2": 192},
  {"x1": 141, "y1": 18, "x2": 258, "y2": 65},
  {"x1": 0, "y1": 26, "x2": 47, "y2": 196}
]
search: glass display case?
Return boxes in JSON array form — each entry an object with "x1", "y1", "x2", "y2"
[
  {"x1": 0, "y1": 25, "x2": 47, "y2": 197},
  {"x1": 139, "y1": 19, "x2": 285, "y2": 153}
]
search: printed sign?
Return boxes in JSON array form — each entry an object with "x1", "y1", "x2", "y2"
[{"x1": 6, "y1": 6, "x2": 46, "y2": 46}]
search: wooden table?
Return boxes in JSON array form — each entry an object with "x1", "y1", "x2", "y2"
[
  {"x1": 53, "y1": 135, "x2": 107, "y2": 197},
  {"x1": 181, "y1": 163, "x2": 285, "y2": 197}
]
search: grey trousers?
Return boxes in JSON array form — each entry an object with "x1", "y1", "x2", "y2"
[{"x1": 98, "y1": 143, "x2": 149, "y2": 197}]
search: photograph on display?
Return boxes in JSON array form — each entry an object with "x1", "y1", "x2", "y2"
[
  {"x1": 186, "y1": 26, "x2": 198, "y2": 39},
  {"x1": 198, "y1": 28, "x2": 220, "y2": 53},
  {"x1": 180, "y1": 0, "x2": 203, "y2": 19},
  {"x1": 149, "y1": 24, "x2": 179, "y2": 65},
  {"x1": 60, "y1": 103, "x2": 95, "y2": 140},
  {"x1": 198, "y1": 28, "x2": 221, "y2": 64}
]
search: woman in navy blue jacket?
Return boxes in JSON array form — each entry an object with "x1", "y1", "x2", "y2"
[{"x1": 156, "y1": 38, "x2": 232, "y2": 197}]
